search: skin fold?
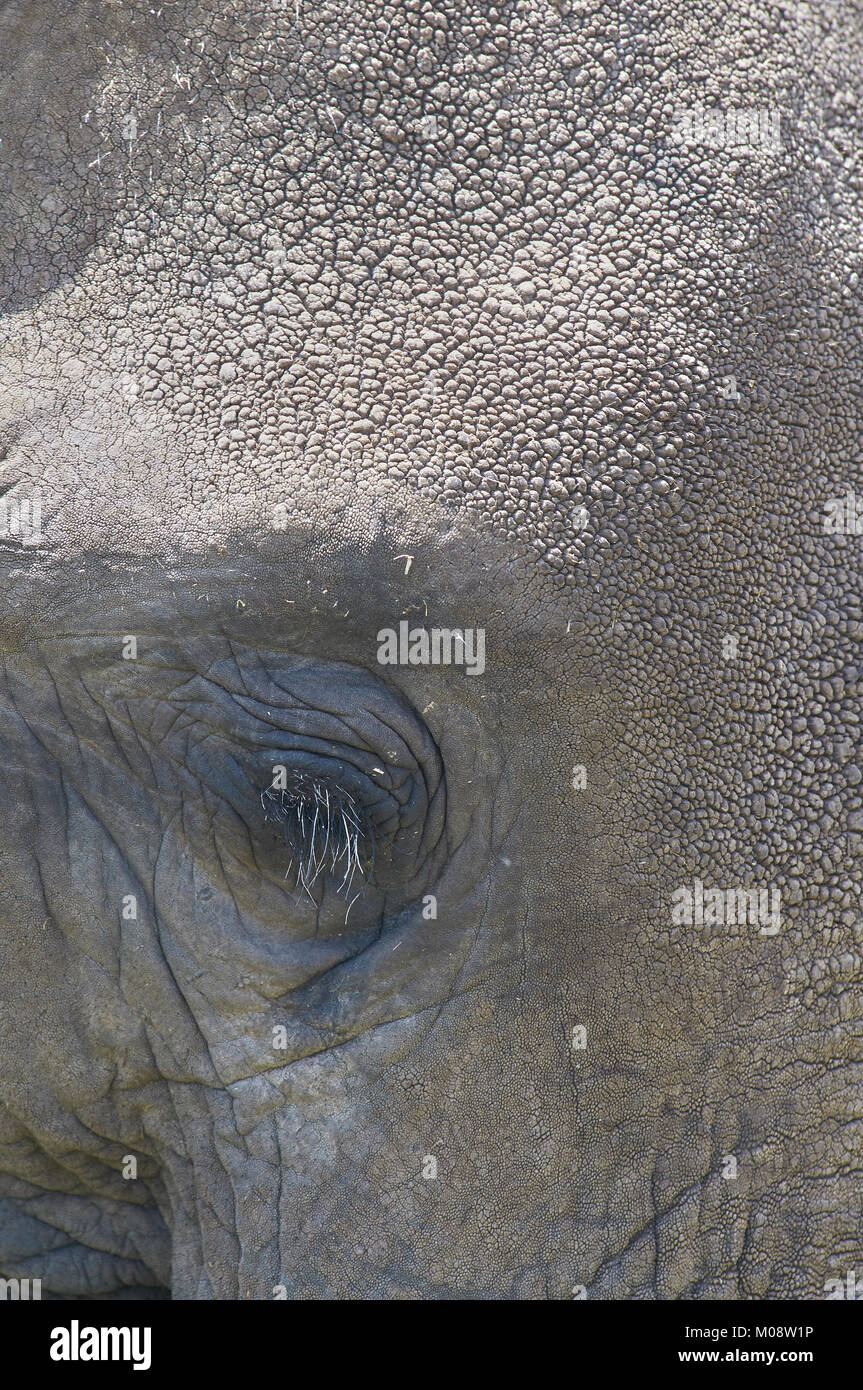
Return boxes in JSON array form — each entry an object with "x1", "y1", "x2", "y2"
[{"x1": 0, "y1": 0, "x2": 860, "y2": 1298}]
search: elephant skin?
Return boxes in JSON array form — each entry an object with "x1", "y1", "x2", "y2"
[{"x1": 0, "y1": 0, "x2": 861, "y2": 1299}]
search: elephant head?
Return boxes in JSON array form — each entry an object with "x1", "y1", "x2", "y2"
[{"x1": 0, "y1": 0, "x2": 860, "y2": 1299}]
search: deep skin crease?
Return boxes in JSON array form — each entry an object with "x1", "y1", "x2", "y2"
[{"x1": 0, "y1": 0, "x2": 861, "y2": 1298}]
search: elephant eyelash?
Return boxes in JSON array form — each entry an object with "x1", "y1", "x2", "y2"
[{"x1": 260, "y1": 775, "x2": 375, "y2": 906}]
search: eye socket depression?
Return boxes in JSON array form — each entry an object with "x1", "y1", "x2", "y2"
[{"x1": 75, "y1": 641, "x2": 450, "y2": 917}]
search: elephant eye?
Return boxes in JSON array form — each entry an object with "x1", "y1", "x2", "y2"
[
  {"x1": 260, "y1": 772, "x2": 376, "y2": 903},
  {"x1": 87, "y1": 644, "x2": 448, "y2": 936}
]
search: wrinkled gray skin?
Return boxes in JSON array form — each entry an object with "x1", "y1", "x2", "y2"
[{"x1": 0, "y1": 0, "x2": 860, "y2": 1300}]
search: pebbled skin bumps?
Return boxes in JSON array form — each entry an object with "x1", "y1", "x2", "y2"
[{"x1": 0, "y1": 0, "x2": 861, "y2": 1297}]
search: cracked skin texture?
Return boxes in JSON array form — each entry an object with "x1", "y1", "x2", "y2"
[{"x1": 0, "y1": 0, "x2": 861, "y2": 1299}]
